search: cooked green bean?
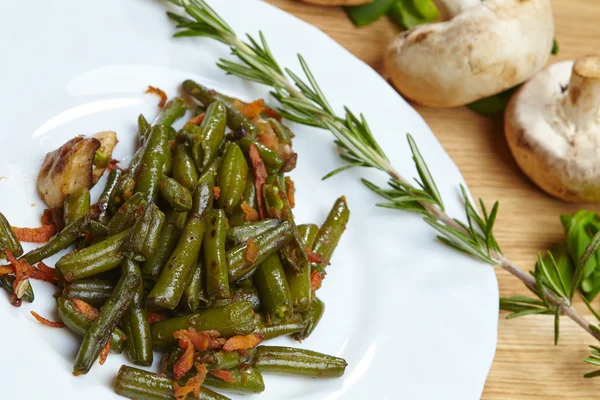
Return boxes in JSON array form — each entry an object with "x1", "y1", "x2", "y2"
[
  {"x1": 124, "y1": 203, "x2": 163, "y2": 262},
  {"x1": 268, "y1": 118, "x2": 294, "y2": 145},
  {"x1": 313, "y1": 196, "x2": 350, "y2": 264},
  {"x1": 237, "y1": 136, "x2": 283, "y2": 173},
  {"x1": 294, "y1": 297, "x2": 325, "y2": 341},
  {"x1": 252, "y1": 346, "x2": 347, "y2": 377},
  {"x1": 57, "y1": 296, "x2": 125, "y2": 354},
  {"x1": 163, "y1": 144, "x2": 173, "y2": 177},
  {"x1": 287, "y1": 224, "x2": 318, "y2": 312},
  {"x1": 134, "y1": 125, "x2": 169, "y2": 203},
  {"x1": 62, "y1": 279, "x2": 114, "y2": 307},
  {"x1": 151, "y1": 302, "x2": 256, "y2": 350},
  {"x1": 198, "y1": 157, "x2": 219, "y2": 186},
  {"x1": 172, "y1": 142, "x2": 199, "y2": 192},
  {"x1": 147, "y1": 186, "x2": 209, "y2": 309},
  {"x1": 182, "y1": 80, "x2": 259, "y2": 137},
  {"x1": 142, "y1": 206, "x2": 166, "y2": 261},
  {"x1": 203, "y1": 365, "x2": 265, "y2": 395},
  {"x1": 73, "y1": 271, "x2": 139, "y2": 375},
  {"x1": 63, "y1": 188, "x2": 90, "y2": 226},
  {"x1": 21, "y1": 215, "x2": 88, "y2": 264},
  {"x1": 197, "y1": 348, "x2": 257, "y2": 371},
  {"x1": 0, "y1": 275, "x2": 34, "y2": 303},
  {"x1": 107, "y1": 192, "x2": 147, "y2": 236},
  {"x1": 95, "y1": 168, "x2": 122, "y2": 225},
  {"x1": 115, "y1": 365, "x2": 230, "y2": 400},
  {"x1": 121, "y1": 260, "x2": 153, "y2": 366},
  {"x1": 209, "y1": 285, "x2": 261, "y2": 312},
  {"x1": 0, "y1": 212, "x2": 23, "y2": 257},
  {"x1": 253, "y1": 254, "x2": 293, "y2": 323},
  {"x1": 182, "y1": 260, "x2": 206, "y2": 312},
  {"x1": 204, "y1": 210, "x2": 229, "y2": 299},
  {"x1": 153, "y1": 97, "x2": 187, "y2": 128},
  {"x1": 56, "y1": 228, "x2": 130, "y2": 282},
  {"x1": 226, "y1": 219, "x2": 283, "y2": 245},
  {"x1": 286, "y1": 266, "x2": 311, "y2": 313},
  {"x1": 141, "y1": 210, "x2": 188, "y2": 286},
  {"x1": 217, "y1": 142, "x2": 247, "y2": 212},
  {"x1": 227, "y1": 222, "x2": 294, "y2": 281},
  {"x1": 263, "y1": 181, "x2": 310, "y2": 274},
  {"x1": 254, "y1": 313, "x2": 304, "y2": 340},
  {"x1": 227, "y1": 169, "x2": 256, "y2": 228},
  {"x1": 298, "y1": 223, "x2": 319, "y2": 249},
  {"x1": 160, "y1": 176, "x2": 192, "y2": 212},
  {"x1": 197, "y1": 101, "x2": 227, "y2": 169},
  {"x1": 192, "y1": 181, "x2": 214, "y2": 217},
  {"x1": 138, "y1": 114, "x2": 150, "y2": 144}
]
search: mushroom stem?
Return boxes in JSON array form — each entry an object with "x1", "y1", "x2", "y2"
[
  {"x1": 563, "y1": 56, "x2": 600, "y2": 132},
  {"x1": 432, "y1": 0, "x2": 480, "y2": 18}
]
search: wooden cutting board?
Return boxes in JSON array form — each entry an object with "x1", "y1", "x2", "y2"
[{"x1": 265, "y1": 0, "x2": 600, "y2": 398}]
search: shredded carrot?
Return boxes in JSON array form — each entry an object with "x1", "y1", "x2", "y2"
[
  {"x1": 29, "y1": 262, "x2": 59, "y2": 284},
  {"x1": 173, "y1": 335, "x2": 195, "y2": 380},
  {"x1": 12, "y1": 224, "x2": 56, "y2": 243},
  {"x1": 107, "y1": 159, "x2": 120, "y2": 171},
  {"x1": 245, "y1": 238, "x2": 258, "y2": 263},
  {"x1": 146, "y1": 86, "x2": 167, "y2": 108},
  {"x1": 70, "y1": 298, "x2": 100, "y2": 321},
  {"x1": 209, "y1": 369, "x2": 236, "y2": 383},
  {"x1": 248, "y1": 144, "x2": 268, "y2": 219},
  {"x1": 30, "y1": 311, "x2": 65, "y2": 328},
  {"x1": 233, "y1": 99, "x2": 265, "y2": 119},
  {"x1": 40, "y1": 209, "x2": 56, "y2": 227},
  {"x1": 223, "y1": 333, "x2": 264, "y2": 352},
  {"x1": 174, "y1": 365, "x2": 207, "y2": 400},
  {"x1": 208, "y1": 337, "x2": 227, "y2": 350},
  {"x1": 285, "y1": 177, "x2": 295, "y2": 209},
  {"x1": 306, "y1": 248, "x2": 325, "y2": 265},
  {"x1": 174, "y1": 328, "x2": 214, "y2": 352},
  {"x1": 0, "y1": 265, "x2": 15, "y2": 275},
  {"x1": 263, "y1": 106, "x2": 282, "y2": 121},
  {"x1": 186, "y1": 113, "x2": 205, "y2": 126},
  {"x1": 99, "y1": 341, "x2": 110, "y2": 365},
  {"x1": 311, "y1": 270, "x2": 323, "y2": 292},
  {"x1": 5, "y1": 251, "x2": 27, "y2": 305},
  {"x1": 148, "y1": 312, "x2": 167, "y2": 324},
  {"x1": 240, "y1": 201, "x2": 259, "y2": 222},
  {"x1": 213, "y1": 186, "x2": 221, "y2": 201}
]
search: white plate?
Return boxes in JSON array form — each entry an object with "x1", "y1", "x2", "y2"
[{"x1": 0, "y1": 1, "x2": 498, "y2": 399}]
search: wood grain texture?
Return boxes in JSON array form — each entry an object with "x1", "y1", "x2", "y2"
[{"x1": 264, "y1": 0, "x2": 600, "y2": 398}]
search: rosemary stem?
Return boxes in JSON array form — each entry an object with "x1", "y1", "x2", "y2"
[{"x1": 389, "y1": 166, "x2": 600, "y2": 341}]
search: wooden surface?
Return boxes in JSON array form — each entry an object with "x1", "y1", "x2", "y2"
[{"x1": 264, "y1": 0, "x2": 600, "y2": 398}]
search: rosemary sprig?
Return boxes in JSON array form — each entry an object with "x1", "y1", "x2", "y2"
[{"x1": 166, "y1": 0, "x2": 600, "y2": 375}]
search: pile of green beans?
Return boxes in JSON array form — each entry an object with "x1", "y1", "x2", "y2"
[{"x1": 2, "y1": 83, "x2": 350, "y2": 399}]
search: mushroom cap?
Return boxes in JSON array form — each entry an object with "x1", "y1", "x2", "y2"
[
  {"x1": 432, "y1": 0, "x2": 480, "y2": 19},
  {"x1": 384, "y1": 0, "x2": 554, "y2": 108},
  {"x1": 505, "y1": 56, "x2": 600, "y2": 203}
]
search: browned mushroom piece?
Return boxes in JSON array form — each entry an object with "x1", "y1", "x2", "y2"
[
  {"x1": 37, "y1": 136, "x2": 100, "y2": 209},
  {"x1": 505, "y1": 56, "x2": 600, "y2": 203},
  {"x1": 91, "y1": 131, "x2": 118, "y2": 184}
]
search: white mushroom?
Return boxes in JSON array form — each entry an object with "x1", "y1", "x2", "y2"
[
  {"x1": 37, "y1": 136, "x2": 100, "y2": 209},
  {"x1": 432, "y1": 0, "x2": 479, "y2": 18},
  {"x1": 505, "y1": 56, "x2": 600, "y2": 203},
  {"x1": 384, "y1": 0, "x2": 554, "y2": 107}
]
